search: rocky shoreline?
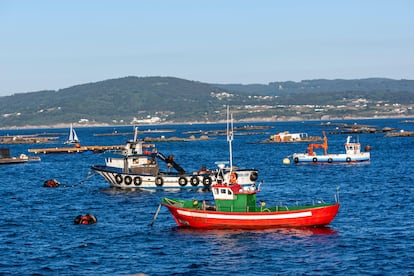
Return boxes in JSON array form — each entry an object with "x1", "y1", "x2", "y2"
[{"x1": 1, "y1": 115, "x2": 413, "y2": 131}]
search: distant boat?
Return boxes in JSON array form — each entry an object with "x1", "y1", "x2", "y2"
[
  {"x1": 64, "y1": 124, "x2": 80, "y2": 144},
  {"x1": 291, "y1": 132, "x2": 370, "y2": 164},
  {"x1": 0, "y1": 148, "x2": 40, "y2": 164},
  {"x1": 269, "y1": 131, "x2": 322, "y2": 143}
]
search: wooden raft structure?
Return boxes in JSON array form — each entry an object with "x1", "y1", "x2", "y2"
[{"x1": 28, "y1": 145, "x2": 124, "y2": 154}]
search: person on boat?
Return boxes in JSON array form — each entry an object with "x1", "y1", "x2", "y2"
[
  {"x1": 150, "y1": 156, "x2": 156, "y2": 164},
  {"x1": 229, "y1": 172, "x2": 237, "y2": 184},
  {"x1": 74, "y1": 213, "x2": 97, "y2": 225},
  {"x1": 198, "y1": 165, "x2": 207, "y2": 174}
]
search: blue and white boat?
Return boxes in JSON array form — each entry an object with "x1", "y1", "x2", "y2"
[
  {"x1": 91, "y1": 126, "x2": 259, "y2": 189},
  {"x1": 292, "y1": 135, "x2": 370, "y2": 164}
]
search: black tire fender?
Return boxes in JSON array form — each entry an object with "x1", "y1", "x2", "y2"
[
  {"x1": 124, "y1": 175, "x2": 133, "y2": 185},
  {"x1": 155, "y1": 176, "x2": 163, "y2": 186},
  {"x1": 178, "y1": 176, "x2": 187, "y2": 186},
  {"x1": 203, "y1": 176, "x2": 212, "y2": 187},
  {"x1": 190, "y1": 176, "x2": 200, "y2": 186},
  {"x1": 133, "y1": 176, "x2": 142, "y2": 186},
  {"x1": 115, "y1": 174, "x2": 123, "y2": 184},
  {"x1": 250, "y1": 171, "x2": 258, "y2": 181}
]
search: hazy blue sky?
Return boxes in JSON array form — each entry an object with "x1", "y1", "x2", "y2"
[{"x1": 1, "y1": 0, "x2": 413, "y2": 96}]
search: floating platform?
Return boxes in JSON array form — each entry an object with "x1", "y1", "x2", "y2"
[
  {"x1": 0, "y1": 156, "x2": 41, "y2": 164},
  {"x1": 93, "y1": 129, "x2": 175, "y2": 137},
  {"x1": 385, "y1": 131, "x2": 414, "y2": 137},
  {"x1": 0, "y1": 148, "x2": 40, "y2": 164},
  {"x1": 0, "y1": 135, "x2": 58, "y2": 144},
  {"x1": 142, "y1": 136, "x2": 213, "y2": 142},
  {"x1": 28, "y1": 145, "x2": 124, "y2": 154}
]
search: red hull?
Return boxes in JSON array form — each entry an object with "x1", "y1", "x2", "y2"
[{"x1": 163, "y1": 203, "x2": 340, "y2": 229}]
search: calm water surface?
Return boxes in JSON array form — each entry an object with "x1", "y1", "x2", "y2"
[{"x1": 1, "y1": 119, "x2": 413, "y2": 275}]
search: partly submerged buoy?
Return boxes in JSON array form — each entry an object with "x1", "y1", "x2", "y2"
[
  {"x1": 74, "y1": 213, "x2": 97, "y2": 225},
  {"x1": 43, "y1": 179, "x2": 60, "y2": 188},
  {"x1": 365, "y1": 145, "x2": 372, "y2": 151},
  {"x1": 283, "y1": 158, "x2": 291, "y2": 165}
]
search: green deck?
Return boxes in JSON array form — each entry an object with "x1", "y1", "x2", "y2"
[{"x1": 162, "y1": 197, "x2": 333, "y2": 213}]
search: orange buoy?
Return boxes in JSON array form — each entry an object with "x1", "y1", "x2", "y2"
[
  {"x1": 43, "y1": 179, "x2": 60, "y2": 188},
  {"x1": 74, "y1": 213, "x2": 97, "y2": 225}
]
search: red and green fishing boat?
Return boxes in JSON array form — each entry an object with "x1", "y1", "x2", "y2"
[{"x1": 159, "y1": 182, "x2": 340, "y2": 229}]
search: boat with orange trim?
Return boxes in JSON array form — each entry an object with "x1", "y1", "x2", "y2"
[{"x1": 291, "y1": 133, "x2": 370, "y2": 164}]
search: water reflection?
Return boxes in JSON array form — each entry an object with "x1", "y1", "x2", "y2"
[{"x1": 173, "y1": 226, "x2": 338, "y2": 237}]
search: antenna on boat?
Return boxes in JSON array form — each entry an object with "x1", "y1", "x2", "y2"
[
  {"x1": 133, "y1": 126, "x2": 138, "y2": 142},
  {"x1": 227, "y1": 106, "x2": 234, "y2": 173}
]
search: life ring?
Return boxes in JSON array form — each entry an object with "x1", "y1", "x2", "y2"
[
  {"x1": 312, "y1": 157, "x2": 318, "y2": 163},
  {"x1": 328, "y1": 158, "x2": 333, "y2": 163},
  {"x1": 190, "y1": 176, "x2": 200, "y2": 186},
  {"x1": 178, "y1": 176, "x2": 187, "y2": 186},
  {"x1": 202, "y1": 176, "x2": 212, "y2": 187},
  {"x1": 155, "y1": 176, "x2": 163, "y2": 186},
  {"x1": 250, "y1": 171, "x2": 258, "y2": 181},
  {"x1": 133, "y1": 176, "x2": 142, "y2": 186},
  {"x1": 115, "y1": 174, "x2": 123, "y2": 184},
  {"x1": 124, "y1": 175, "x2": 133, "y2": 185},
  {"x1": 346, "y1": 157, "x2": 351, "y2": 162},
  {"x1": 294, "y1": 157, "x2": 299, "y2": 163},
  {"x1": 230, "y1": 172, "x2": 237, "y2": 183}
]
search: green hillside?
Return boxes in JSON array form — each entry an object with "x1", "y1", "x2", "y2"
[{"x1": 1, "y1": 76, "x2": 413, "y2": 127}]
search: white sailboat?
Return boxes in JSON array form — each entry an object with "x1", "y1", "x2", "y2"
[{"x1": 65, "y1": 124, "x2": 80, "y2": 144}]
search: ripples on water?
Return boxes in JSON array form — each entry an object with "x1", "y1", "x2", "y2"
[{"x1": 0, "y1": 119, "x2": 413, "y2": 275}]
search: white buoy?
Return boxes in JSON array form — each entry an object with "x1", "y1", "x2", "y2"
[{"x1": 283, "y1": 158, "x2": 291, "y2": 165}]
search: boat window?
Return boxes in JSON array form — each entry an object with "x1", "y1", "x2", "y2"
[
  {"x1": 214, "y1": 188, "x2": 219, "y2": 195},
  {"x1": 227, "y1": 189, "x2": 232, "y2": 195},
  {"x1": 221, "y1": 189, "x2": 227, "y2": 194}
]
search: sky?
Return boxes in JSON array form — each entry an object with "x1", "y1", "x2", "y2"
[{"x1": 0, "y1": 0, "x2": 413, "y2": 96}]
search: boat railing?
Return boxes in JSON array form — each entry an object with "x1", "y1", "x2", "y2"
[{"x1": 163, "y1": 198, "x2": 184, "y2": 208}]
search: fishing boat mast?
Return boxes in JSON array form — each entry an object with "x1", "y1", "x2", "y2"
[{"x1": 226, "y1": 106, "x2": 234, "y2": 174}]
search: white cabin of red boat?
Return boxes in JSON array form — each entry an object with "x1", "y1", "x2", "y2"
[{"x1": 212, "y1": 183, "x2": 256, "y2": 200}]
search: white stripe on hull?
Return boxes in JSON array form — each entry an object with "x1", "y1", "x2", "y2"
[
  {"x1": 293, "y1": 153, "x2": 370, "y2": 163},
  {"x1": 176, "y1": 209, "x2": 312, "y2": 220}
]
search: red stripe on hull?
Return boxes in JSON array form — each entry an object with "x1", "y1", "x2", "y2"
[{"x1": 164, "y1": 204, "x2": 340, "y2": 229}]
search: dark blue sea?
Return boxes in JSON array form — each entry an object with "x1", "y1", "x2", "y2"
[{"x1": 1, "y1": 118, "x2": 413, "y2": 275}]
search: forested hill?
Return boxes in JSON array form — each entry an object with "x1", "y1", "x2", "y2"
[
  {"x1": 0, "y1": 76, "x2": 413, "y2": 128},
  {"x1": 216, "y1": 78, "x2": 414, "y2": 95}
]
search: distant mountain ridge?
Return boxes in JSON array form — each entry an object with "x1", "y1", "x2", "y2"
[
  {"x1": 215, "y1": 78, "x2": 414, "y2": 95},
  {"x1": 1, "y1": 76, "x2": 413, "y2": 128}
]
